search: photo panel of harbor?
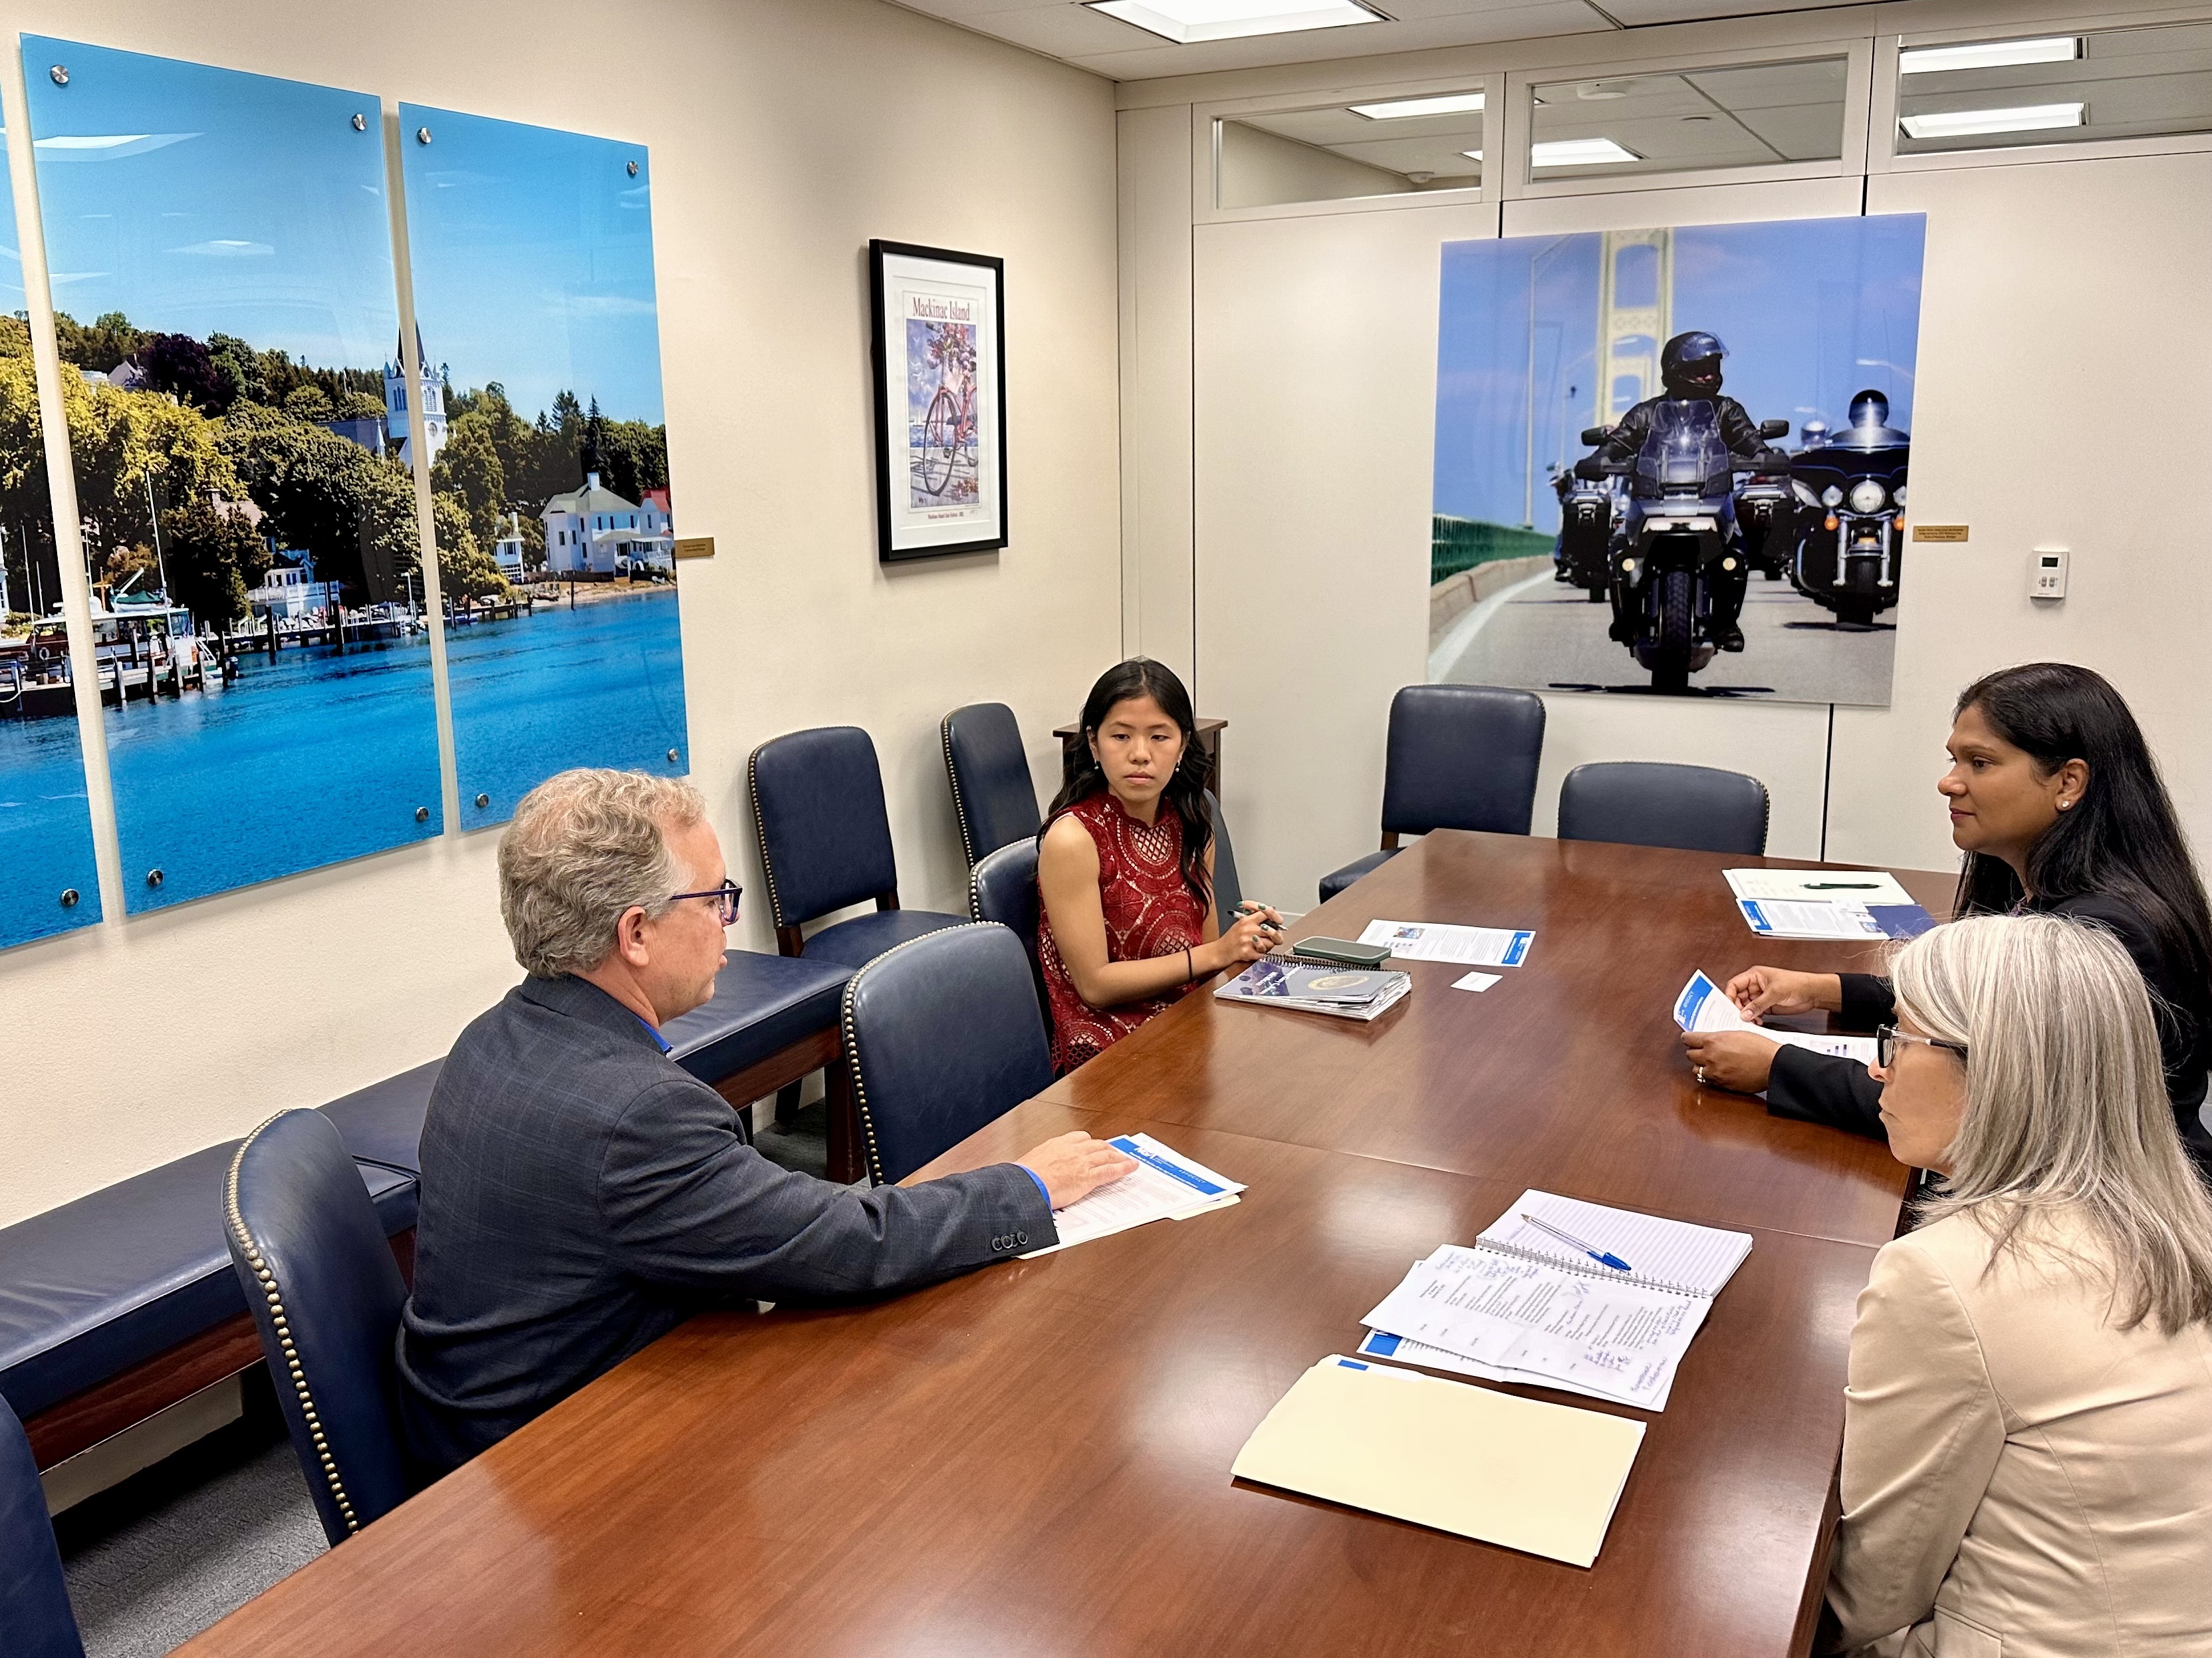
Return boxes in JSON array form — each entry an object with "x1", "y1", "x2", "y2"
[
  {"x1": 398, "y1": 105, "x2": 686, "y2": 828},
  {"x1": 23, "y1": 37, "x2": 442, "y2": 912},
  {"x1": 0, "y1": 122, "x2": 104, "y2": 948}
]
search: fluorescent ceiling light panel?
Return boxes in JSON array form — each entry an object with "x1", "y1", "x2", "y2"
[
  {"x1": 1086, "y1": 0, "x2": 1385, "y2": 45},
  {"x1": 1350, "y1": 91, "x2": 1484, "y2": 120},
  {"x1": 1898, "y1": 102, "x2": 2084, "y2": 139},
  {"x1": 1460, "y1": 150, "x2": 1483, "y2": 161},
  {"x1": 1531, "y1": 138, "x2": 1638, "y2": 166},
  {"x1": 1898, "y1": 37, "x2": 2080, "y2": 75}
]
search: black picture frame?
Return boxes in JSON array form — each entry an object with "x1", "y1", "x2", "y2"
[{"x1": 868, "y1": 239, "x2": 1008, "y2": 562}]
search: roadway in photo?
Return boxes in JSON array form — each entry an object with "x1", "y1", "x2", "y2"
[{"x1": 1429, "y1": 568, "x2": 1898, "y2": 704}]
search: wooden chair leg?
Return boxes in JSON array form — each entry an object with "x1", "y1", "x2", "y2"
[
  {"x1": 824, "y1": 1057, "x2": 864, "y2": 1185},
  {"x1": 775, "y1": 1082, "x2": 802, "y2": 1125}
]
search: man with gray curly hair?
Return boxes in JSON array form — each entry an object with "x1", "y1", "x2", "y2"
[{"x1": 396, "y1": 769, "x2": 1134, "y2": 1472}]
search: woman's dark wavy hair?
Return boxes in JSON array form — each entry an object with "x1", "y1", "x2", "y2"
[
  {"x1": 1953, "y1": 663, "x2": 2212, "y2": 1000},
  {"x1": 1044, "y1": 658, "x2": 1214, "y2": 909}
]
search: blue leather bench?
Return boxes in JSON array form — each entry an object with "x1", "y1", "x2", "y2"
[
  {"x1": 1, "y1": 952, "x2": 856, "y2": 1472},
  {"x1": 0, "y1": 1143, "x2": 416, "y2": 1470}
]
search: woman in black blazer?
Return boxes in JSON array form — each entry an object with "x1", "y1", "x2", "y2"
[{"x1": 1683, "y1": 662, "x2": 2212, "y2": 1171}]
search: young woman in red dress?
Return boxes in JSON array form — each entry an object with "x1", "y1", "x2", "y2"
[{"x1": 1036, "y1": 659, "x2": 1282, "y2": 1074}]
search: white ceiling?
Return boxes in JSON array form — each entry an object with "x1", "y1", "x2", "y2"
[{"x1": 888, "y1": 0, "x2": 1881, "y2": 82}]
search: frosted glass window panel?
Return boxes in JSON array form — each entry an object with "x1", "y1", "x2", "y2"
[
  {"x1": 25, "y1": 39, "x2": 441, "y2": 913},
  {"x1": 1217, "y1": 86, "x2": 1485, "y2": 209},
  {"x1": 0, "y1": 118, "x2": 102, "y2": 948},
  {"x1": 398, "y1": 106, "x2": 687, "y2": 827},
  {"x1": 1527, "y1": 59, "x2": 1848, "y2": 182},
  {"x1": 1896, "y1": 24, "x2": 2212, "y2": 156}
]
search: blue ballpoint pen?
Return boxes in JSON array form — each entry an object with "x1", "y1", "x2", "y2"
[{"x1": 1519, "y1": 1212, "x2": 1633, "y2": 1273}]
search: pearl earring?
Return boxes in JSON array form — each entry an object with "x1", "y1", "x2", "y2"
[{"x1": 2058, "y1": 799, "x2": 2073, "y2": 811}]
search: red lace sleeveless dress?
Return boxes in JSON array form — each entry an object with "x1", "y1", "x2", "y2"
[{"x1": 1037, "y1": 791, "x2": 1209, "y2": 1074}]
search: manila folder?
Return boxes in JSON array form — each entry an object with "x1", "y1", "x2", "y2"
[{"x1": 1230, "y1": 1358, "x2": 1646, "y2": 1568}]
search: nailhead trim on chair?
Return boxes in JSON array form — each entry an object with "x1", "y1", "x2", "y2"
[
  {"x1": 223, "y1": 1113, "x2": 362, "y2": 1536},
  {"x1": 941, "y1": 715, "x2": 979, "y2": 872},
  {"x1": 840, "y1": 922, "x2": 1000, "y2": 1188},
  {"x1": 966, "y1": 862, "x2": 984, "y2": 924},
  {"x1": 745, "y1": 744, "x2": 789, "y2": 931}
]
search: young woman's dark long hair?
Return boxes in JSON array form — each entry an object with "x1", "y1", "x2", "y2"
[
  {"x1": 1953, "y1": 663, "x2": 2212, "y2": 996},
  {"x1": 1044, "y1": 658, "x2": 1215, "y2": 909}
]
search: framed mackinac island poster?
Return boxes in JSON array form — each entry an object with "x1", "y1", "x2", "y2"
[{"x1": 869, "y1": 240, "x2": 1006, "y2": 561}]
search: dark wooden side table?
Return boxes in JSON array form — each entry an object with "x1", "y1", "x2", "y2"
[{"x1": 1053, "y1": 717, "x2": 1226, "y2": 795}]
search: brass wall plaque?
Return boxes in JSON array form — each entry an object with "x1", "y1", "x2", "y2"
[
  {"x1": 1911, "y1": 525, "x2": 1968, "y2": 543},
  {"x1": 673, "y1": 537, "x2": 716, "y2": 560}
]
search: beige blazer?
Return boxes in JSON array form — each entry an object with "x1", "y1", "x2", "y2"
[{"x1": 1823, "y1": 1204, "x2": 2212, "y2": 1657}]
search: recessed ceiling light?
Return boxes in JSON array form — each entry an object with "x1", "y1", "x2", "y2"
[
  {"x1": 1899, "y1": 37, "x2": 2080, "y2": 75},
  {"x1": 1531, "y1": 137, "x2": 1639, "y2": 166},
  {"x1": 1349, "y1": 90, "x2": 1483, "y2": 120},
  {"x1": 1086, "y1": 0, "x2": 1386, "y2": 45},
  {"x1": 1898, "y1": 102, "x2": 2084, "y2": 139}
]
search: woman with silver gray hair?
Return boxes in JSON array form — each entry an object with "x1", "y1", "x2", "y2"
[{"x1": 1820, "y1": 913, "x2": 2212, "y2": 1657}]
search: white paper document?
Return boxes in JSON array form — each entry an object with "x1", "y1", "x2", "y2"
[
  {"x1": 1362, "y1": 1246, "x2": 1705, "y2": 1411},
  {"x1": 1674, "y1": 970, "x2": 1878, "y2": 1065},
  {"x1": 1724, "y1": 867, "x2": 1915, "y2": 906},
  {"x1": 1451, "y1": 971, "x2": 1503, "y2": 994},
  {"x1": 1358, "y1": 1192, "x2": 1753, "y2": 1411},
  {"x1": 1024, "y1": 1133, "x2": 1244, "y2": 1256},
  {"x1": 1357, "y1": 920, "x2": 1534, "y2": 967},
  {"x1": 1735, "y1": 897, "x2": 1887, "y2": 940}
]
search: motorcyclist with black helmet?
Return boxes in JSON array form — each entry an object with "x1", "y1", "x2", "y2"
[{"x1": 1591, "y1": 331, "x2": 1773, "y2": 651}]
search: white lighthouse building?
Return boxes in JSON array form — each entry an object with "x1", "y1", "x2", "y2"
[{"x1": 383, "y1": 326, "x2": 449, "y2": 469}]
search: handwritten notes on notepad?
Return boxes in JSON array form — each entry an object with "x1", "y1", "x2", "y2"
[{"x1": 1231, "y1": 1355, "x2": 1645, "y2": 1568}]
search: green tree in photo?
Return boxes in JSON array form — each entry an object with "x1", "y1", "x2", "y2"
[
  {"x1": 158, "y1": 496, "x2": 271, "y2": 629},
  {"x1": 53, "y1": 311, "x2": 148, "y2": 374},
  {"x1": 428, "y1": 491, "x2": 511, "y2": 603},
  {"x1": 432, "y1": 411, "x2": 507, "y2": 547},
  {"x1": 282, "y1": 384, "x2": 335, "y2": 423}
]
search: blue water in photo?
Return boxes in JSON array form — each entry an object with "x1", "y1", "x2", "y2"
[
  {"x1": 0, "y1": 591, "x2": 685, "y2": 929},
  {"x1": 0, "y1": 719, "x2": 104, "y2": 947},
  {"x1": 450, "y1": 591, "x2": 687, "y2": 825},
  {"x1": 104, "y1": 630, "x2": 441, "y2": 912}
]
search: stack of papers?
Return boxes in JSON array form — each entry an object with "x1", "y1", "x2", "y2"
[
  {"x1": 1214, "y1": 958, "x2": 1411, "y2": 1022},
  {"x1": 1357, "y1": 1191, "x2": 1751, "y2": 1412},
  {"x1": 1724, "y1": 869, "x2": 1935, "y2": 942},
  {"x1": 1673, "y1": 970, "x2": 1878, "y2": 1065},
  {"x1": 1356, "y1": 920, "x2": 1534, "y2": 966},
  {"x1": 1026, "y1": 1133, "x2": 1243, "y2": 1256},
  {"x1": 1231, "y1": 1354, "x2": 1645, "y2": 1568}
]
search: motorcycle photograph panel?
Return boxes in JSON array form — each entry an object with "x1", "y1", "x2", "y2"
[{"x1": 1428, "y1": 215, "x2": 1925, "y2": 705}]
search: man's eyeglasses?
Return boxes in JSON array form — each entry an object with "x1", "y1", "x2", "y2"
[
  {"x1": 669, "y1": 879, "x2": 741, "y2": 926},
  {"x1": 1876, "y1": 1024, "x2": 1967, "y2": 1067}
]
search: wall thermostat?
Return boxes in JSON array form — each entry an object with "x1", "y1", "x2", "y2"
[{"x1": 2030, "y1": 549, "x2": 2069, "y2": 601}]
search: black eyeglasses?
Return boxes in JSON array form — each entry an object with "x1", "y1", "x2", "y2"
[
  {"x1": 669, "y1": 879, "x2": 741, "y2": 926},
  {"x1": 1876, "y1": 1024, "x2": 1967, "y2": 1067}
]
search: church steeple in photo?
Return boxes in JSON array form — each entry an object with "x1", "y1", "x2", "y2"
[{"x1": 384, "y1": 324, "x2": 449, "y2": 468}]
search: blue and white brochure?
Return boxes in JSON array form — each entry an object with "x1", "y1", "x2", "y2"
[
  {"x1": 1356, "y1": 920, "x2": 1535, "y2": 967},
  {"x1": 1674, "y1": 970, "x2": 1877, "y2": 1065},
  {"x1": 1025, "y1": 1132, "x2": 1245, "y2": 1256}
]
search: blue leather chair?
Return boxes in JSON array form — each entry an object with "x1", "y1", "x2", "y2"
[
  {"x1": 1, "y1": 1391, "x2": 82, "y2": 1657},
  {"x1": 1556, "y1": 761, "x2": 1770, "y2": 855},
  {"x1": 223, "y1": 1111, "x2": 418, "y2": 1546},
  {"x1": 842, "y1": 923, "x2": 1052, "y2": 1186},
  {"x1": 1318, "y1": 685, "x2": 1546, "y2": 903},
  {"x1": 749, "y1": 726, "x2": 965, "y2": 968},
  {"x1": 969, "y1": 837, "x2": 1046, "y2": 1024},
  {"x1": 942, "y1": 702, "x2": 1041, "y2": 867},
  {"x1": 1207, "y1": 791, "x2": 1243, "y2": 919}
]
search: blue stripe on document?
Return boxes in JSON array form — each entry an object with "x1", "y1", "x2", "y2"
[
  {"x1": 1360, "y1": 1331, "x2": 1403, "y2": 1357},
  {"x1": 1740, "y1": 900, "x2": 1773, "y2": 934},
  {"x1": 1109, "y1": 1136, "x2": 1225, "y2": 1196},
  {"x1": 1504, "y1": 931, "x2": 1533, "y2": 966}
]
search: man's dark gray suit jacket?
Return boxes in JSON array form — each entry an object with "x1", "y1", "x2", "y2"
[{"x1": 396, "y1": 973, "x2": 1056, "y2": 1471}]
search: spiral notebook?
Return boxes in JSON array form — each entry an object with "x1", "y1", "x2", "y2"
[{"x1": 1358, "y1": 1192, "x2": 1752, "y2": 1411}]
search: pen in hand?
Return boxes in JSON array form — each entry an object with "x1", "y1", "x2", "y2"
[
  {"x1": 1519, "y1": 1212, "x2": 1633, "y2": 1273},
  {"x1": 1233, "y1": 900, "x2": 1286, "y2": 934}
]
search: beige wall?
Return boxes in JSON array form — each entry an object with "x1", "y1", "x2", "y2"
[
  {"x1": 0, "y1": 0, "x2": 1122, "y2": 1226},
  {"x1": 1216, "y1": 118, "x2": 1410, "y2": 210}
]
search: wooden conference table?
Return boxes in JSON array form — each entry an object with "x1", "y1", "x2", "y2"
[{"x1": 182, "y1": 831, "x2": 1952, "y2": 1658}]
